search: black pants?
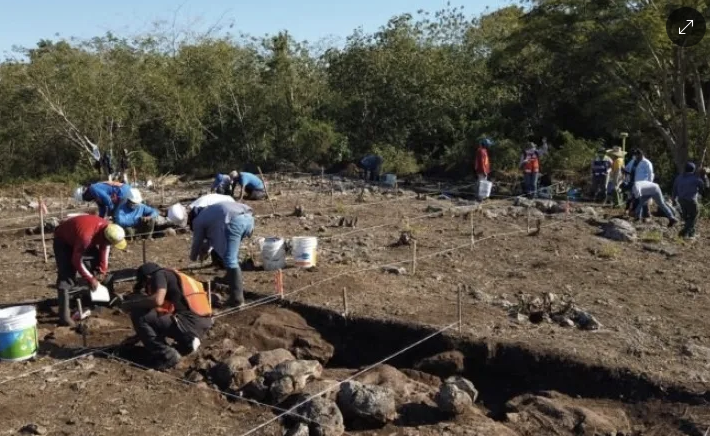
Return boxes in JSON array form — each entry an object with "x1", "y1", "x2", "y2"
[
  {"x1": 53, "y1": 239, "x2": 100, "y2": 293},
  {"x1": 679, "y1": 198, "x2": 699, "y2": 237},
  {"x1": 130, "y1": 309, "x2": 212, "y2": 360}
]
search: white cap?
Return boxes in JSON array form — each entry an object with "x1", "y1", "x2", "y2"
[
  {"x1": 229, "y1": 170, "x2": 238, "y2": 179},
  {"x1": 167, "y1": 203, "x2": 187, "y2": 225},
  {"x1": 127, "y1": 188, "x2": 143, "y2": 204},
  {"x1": 73, "y1": 187, "x2": 86, "y2": 202}
]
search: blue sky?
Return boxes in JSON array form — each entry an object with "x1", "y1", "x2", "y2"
[{"x1": 0, "y1": 0, "x2": 510, "y2": 56}]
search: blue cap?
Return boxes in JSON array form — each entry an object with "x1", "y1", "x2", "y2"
[
  {"x1": 479, "y1": 138, "x2": 494, "y2": 147},
  {"x1": 685, "y1": 162, "x2": 696, "y2": 173}
]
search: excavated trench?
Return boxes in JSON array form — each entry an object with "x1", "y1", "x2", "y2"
[
  {"x1": 276, "y1": 301, "x2": 709, "y2": 433},
  {"x1": 37, "y1": 293, "x2": 709, "y2": 435}
]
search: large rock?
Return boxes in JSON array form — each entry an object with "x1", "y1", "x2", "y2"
[
  {"x1": 506, "y1": 391, "x2": 631, "y2": 436},
  {"x1": 534, "y1": 199, "x2": 563, "y2": 214},
  {"x1": 414, "y1": 351, "x2": 465, "y2": 378},
  {"x1": 249, "y1": 348, "x2": 295, "y2": 374},
  {"x1": 295, "y1": 396, "x2": 345, "y2": 436},
  {"x1": 337, "y1": 381, "x2": 397, "y2": 427},
  {"x1": 241, "y1": 309, "x2": 335, "y2": 364},
  {"x1": 210, "y1": 355, "x2": 252, "y2": 389},
  {"x1": 356, "y1": 365, "x2": 437, "y2": 404},
  {"x1": 601, "y1": 218, "x2": 637, "y2": 242},
  {"x1": 435, "y1": 376, "x2": 478, "y2": 415},
  {"x1": 514, "y1": 198, "x2": 535, "y2": 208},
  {"x1": 265, "y1": 360, "x2": 323, "y2": 403}
]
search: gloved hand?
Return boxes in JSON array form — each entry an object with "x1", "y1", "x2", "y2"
[
  {"x1": 141, "y1": 216, "x2": 153, "y2": 223},
  {"x1": 89, "y1": 278, "x2": 100, "y2": 290}
]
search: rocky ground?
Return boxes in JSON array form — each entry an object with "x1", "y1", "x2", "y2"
[{"x1": 0, "y1": 175, "x2": 708, "y2": 435}]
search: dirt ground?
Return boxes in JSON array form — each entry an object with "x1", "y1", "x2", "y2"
[{"x1": 0, "y1": 175, "x2": 709, "y2": 435}]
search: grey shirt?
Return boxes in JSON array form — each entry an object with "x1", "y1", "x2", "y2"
[{"x1": 189, "y1": 202, "x2": 253, "y2": 262}]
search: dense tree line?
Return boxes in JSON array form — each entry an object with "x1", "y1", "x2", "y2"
[{"x1": 1, "y1": 1, "x2": 708, "y2": 185}]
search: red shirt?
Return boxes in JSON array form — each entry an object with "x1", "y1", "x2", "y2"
[
  {"x1": 475, "y1": 147, "x2": 490, "y2": 175},
  {"x1": 54, "y1": 215, "x2": 111, "y2": 282}
]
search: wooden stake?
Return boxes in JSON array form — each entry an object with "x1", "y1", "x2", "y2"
[
  {"x1": 161, "y1": 185, "x2": 165, "y2": 206},
  {"x1": 536, "y1": 219, "x2": 542, "y2": 234},
  {"x1": 257, "y1": 166, "x2": 277, "y2": 214},
  {"x1": 38, "y1": 196, "x2": 48, "y2": 263},
  {"x1": 342, "y1": 287, "x2": 348, "y2": 316},
  {"x1": 142, "y1": 239, "x2": 147, "y2": 264},
  {"x1": 457, "y1": 285, "x2": 463, "y2": 335},
  {"x1": 527, "y1": 207, "x2": 531, "y2": 233},
  {"x1": 207, "y1": 281, "x2": 212, "y2": 311},
  {"x1": 412, "y1": 240, "x2": 417, "y2": 276},
  {"x1": 275, "y1": 269, "x2": 284, "y2": 299},
  {"x1": 470, "y1": 213, "x2": 475, "y2": 252}
]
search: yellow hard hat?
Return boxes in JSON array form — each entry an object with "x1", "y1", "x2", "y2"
[{"x1": 104, "y1": 224, "x2": 127, "y2": 250}]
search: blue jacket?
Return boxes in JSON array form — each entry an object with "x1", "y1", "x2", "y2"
[
  {"x1": 88, "y1": 182, "x2": 131, "y2": 218},
  {"x1": 236, "y1": 172, "x2": 264, "y2": 190},
  {"x1": 211, "y1": 173, "x2": 232, "y2": 191},
  {"x1": 360, "y1": 155, "x2": 383, "y2": 171},
  {"x1": 673, "y1": 173, "x2": 709, "y2": 201},
  {"x1": 114, "y1": 202, "x2": 159, "y2": 228},
  {"x1": 189, "y1": 202, "x2": 253, "y2": 262}
]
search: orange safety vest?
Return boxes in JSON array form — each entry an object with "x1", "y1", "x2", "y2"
[
  {"x1": 522, "y1": 150, "x2": 540, "y2": 173},
  {"x1": 152, "y1": 269, "x2": 212, "y2": 317}
]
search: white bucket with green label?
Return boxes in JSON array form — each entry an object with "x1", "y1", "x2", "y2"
[{"x1": 0, "y1": 306, "x2": 38, "y2": 362}]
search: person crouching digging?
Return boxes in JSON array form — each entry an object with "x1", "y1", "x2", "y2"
[
  {"x1": 120, "y1": 263, "x2": 213, "y2": 370},
  {"x1": 189, "y1": 202, "x2": 254, "y2": 307},
  {"x1": 53, "y1": 215, "x2": 128, "y2": 326},
  {"x1": 115, "y1": 188, "x2": 159, "y2": 240}
]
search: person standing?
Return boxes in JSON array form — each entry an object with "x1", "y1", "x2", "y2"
[
  {"x1": 606, "y1": 146, "x2": 626, "y2": 207},
  {"x1": 189, "y1": 202, "x2": 254, "y2": 307},
  {"x1": 119, "y1": 149, "x2": 131, "y2": 184},
  {"x1": 632, "y1": 180, "x2": 678, "y2": 226},
  {"x1": 53, "y1": 215, "x2": 127, "y2": 326},
  {"x1": 358, "y1": 155, "x2": 384, "y2": 182},
  {"x1": 672, "y1": 162, "x2": 710, "y2": 238},
  {"x1": 120, "y1": 262, "x2": 213, "y2": 370},
  {"x1": 474, "y1": 138, "x2": 493, "y2": 200},
  {"x1": 519, "y1": 137, "x2": 548, "y2": 198},
  {"x1": 590, "y1": 147, "x2": 613, "y2": 203}
]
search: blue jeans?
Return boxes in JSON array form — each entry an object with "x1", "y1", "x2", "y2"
[
  {"x1": 636, "y1": 193, "x2": 674, "y2": 220},
  {"x1": 523, "y1": 173, "x2": 539, "y2": 197},
  {"x1": 223, "y1": 214, "x2": 255, "y2": 269}
]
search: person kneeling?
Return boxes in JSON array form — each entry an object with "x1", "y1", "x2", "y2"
[
  {"x1": 121, "y1": 262, "x2": 213, "y2": 370},
  {"x1": 115, "y1": 188, "x2": 159, "y2": 239}
]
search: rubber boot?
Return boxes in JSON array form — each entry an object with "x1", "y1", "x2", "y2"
[
  {"x1": 225, "y1": 267, "x2": 244, "y2": 307},
  {"x1": 57, "y1": 289, "x2": 75, "y2": 327}
]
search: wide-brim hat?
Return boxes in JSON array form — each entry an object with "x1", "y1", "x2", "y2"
[{"x1": 606, "y1": 146, "x2": 626, "y2": 158}]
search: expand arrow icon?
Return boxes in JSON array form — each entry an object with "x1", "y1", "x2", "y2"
[{"x1": 679, "y1": 19, "x2": 694, "y2": 34}]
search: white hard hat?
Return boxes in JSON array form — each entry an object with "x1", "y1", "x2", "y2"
[
  {"x1": 167, "y1": 203, "x2": 187, "y2": 225},
  {"x1": 229, "y1": 170, "x2": 238, "y2": 179},
  {"x1": 127, "y1": 188, "x2": 143, "y2": 204},
  {"x1": 73, "y1": 187, "x2": 86, "y2": 202}
]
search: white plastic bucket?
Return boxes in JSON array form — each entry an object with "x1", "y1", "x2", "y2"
[
  {"x1": 261, "y1": 237, "x2": 286, "y2": 271},
  {"x1": 477, "y1": 180, "x2": 492, "y2": 199},
  {"x1": 0, "y1": 306, "x2": 38, "y2": 362},
  {"x1": 383, "y1": 173, "x2": 397, "y2": 187},
  {"x1": 292, "y1": 236, "x2": 318, "y2": 268}
]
